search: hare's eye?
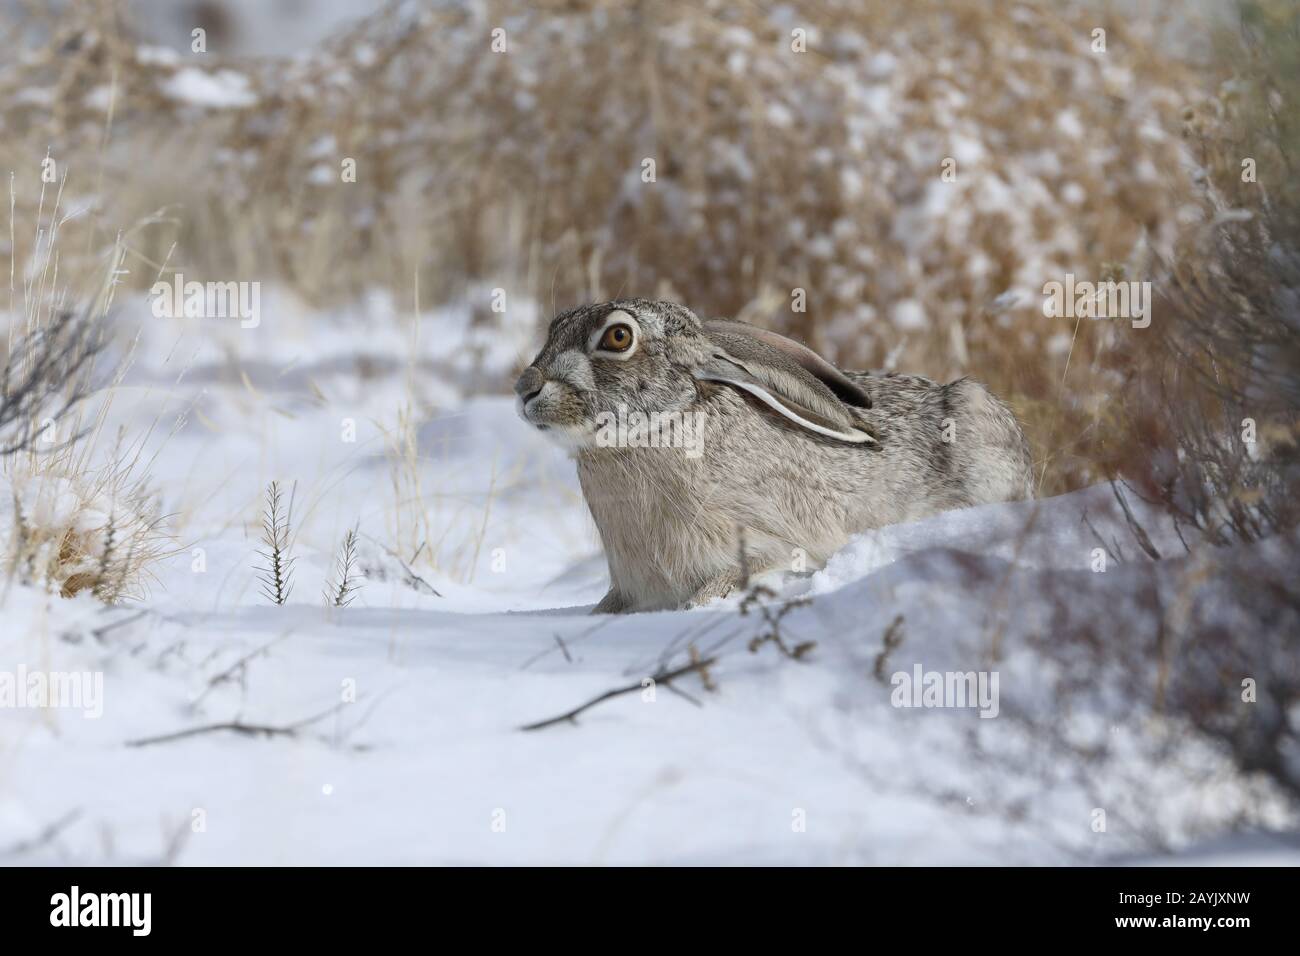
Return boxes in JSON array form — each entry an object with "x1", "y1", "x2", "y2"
[{"x1": 598, "y1": 324, "x2": 634, "y2": 352}]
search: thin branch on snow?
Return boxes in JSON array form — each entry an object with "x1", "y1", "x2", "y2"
[
  {"x1": 0, "y1": 809, "x2": 82, "y2": 859},
  {"x1": 1111, "y1": 479, "x2": 1162, "y2": 561},
  {"x1": 663, "y1": 681, "x2": 703, "y2": 708},
  {"x1": 518, "y1": 615, "x2": 614, "y2": 670},
  {"x1": 124, "y1": 700, "x2": 349, "y2": 748},
  {"x1": 872, "y1": 614, "x2": 906, "y2": 683},
  {"x1": 188, "y1": 630, "x2": 294, "y2": 710},
  {"x1": 739, "y1": 585, "x2": 815, "y2": 660},
  {"x1": 1079, "y1": 507, "x2": 1124, "y2": 568},
  {"x1": 552, "y1": 632, "x2": 574, "y2": 663},
  {"x1": 519, "y1": 655, "x2": 717, "y2": 732},
  {"x1": 88, "y1": 608, "x2": 151, "y2": 643},
  {"x1": 363, "y1": 533, "x2": 442, "y2": 597}
]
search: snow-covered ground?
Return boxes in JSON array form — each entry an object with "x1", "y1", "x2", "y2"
[{"x1": 1, "y1": 289, "x2": 1296, "y2": 865}]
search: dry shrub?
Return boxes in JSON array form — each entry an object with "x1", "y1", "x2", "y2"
[
  {"x1": 1058, "y1": 0, "x2": 1300, "y2": 812},
  {"x1": 0, "y1": 168, "x2": 173, "y2": 603},
  {"x1": 1119, "y1": 0, "x2": 1300, "y2": 544},
  {"x1": 5, "y1": 452, "x2": 168, "y2": 601},
  {"x1": 1151, "y1": 0, "x2": 1300, "y2": 804},
  {"x1": 1, "y1": 320, "x2": 172, "y2": 603},
  {"x1": 0, "y1": 0, "x2": 1210, "y2": 493}
]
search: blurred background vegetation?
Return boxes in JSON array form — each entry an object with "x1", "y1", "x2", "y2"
[{"x1": 0, "y1": 0, "x2": 1295, "y2": 502}]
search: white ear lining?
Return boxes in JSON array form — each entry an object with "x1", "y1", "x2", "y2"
[
  {"x1": 699, "y1": 373, "x2": 876, "y2": 444},
  {"x1": 589, "y1": 309, "x2": 640, "y2": 360}
]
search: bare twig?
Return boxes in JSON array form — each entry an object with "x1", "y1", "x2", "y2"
[
  {"x1": 60, "y1": 608, "x2": 150, "y2": 645},
  {"x1": 362, "y1": 533, "x2": 441, "y2": 597},
  {"x1": 1079, "y1": 509, "x2": 1121, "y2": 568},
  {"x1": 189, "y1": 631, "x2": 293, "y2": 709},
  {"x1": 125, "y1": 700, "x2": 348, "y2": 748},
  {"x1": 740, "y1": 585, "x2": 815, "y2": 660},
  {"x1": 1111, "y1": 480, "x2": 1162, "y2": 561},
  {"x1": 689, "y1": 643, "x2": 717, "y2": 691},
  {"x1": 0, "y1": 310, "x2": 103, "y2": 457},
  {"x1": 0, "y1": 808, "x2": 81, "y2": 859},
  {"x1": 663, "y1": 681, "x2": 703, "y2": 708},
  {"x1": 520, "y1": 615, "x2": 615, "y2": 670},
  {"x1": 519, "y1": 655, "x2": 717, "y2": 732},
  {"x1": 552, "y1": 633, "x2": 573, "y2": 663},
  {"x1": 872, "y1": 614, "x2": 906, "y2": 682}
]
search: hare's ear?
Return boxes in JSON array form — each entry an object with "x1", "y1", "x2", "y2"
[
  {"x1": 695, "y1": 324, "x2": 876, "y2": 445},
  {"x1": 705, "y1": 320, "x2": 871, "y2": 409}
]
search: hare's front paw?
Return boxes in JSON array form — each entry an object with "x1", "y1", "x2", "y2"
[
  {"x1": 592, "y1": 587, "x2": 631, "y2": 614},
  {"x1": 683, "y1": 569, "x2": 746, "y2": 609}
]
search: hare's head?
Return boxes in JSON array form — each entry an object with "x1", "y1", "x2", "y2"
[
  {"x1": 513, "y1": 299, "x2": 707, "y2": 446},
  {"x1": 515, "y1": 299, "x2": 876, "y2": 449}
]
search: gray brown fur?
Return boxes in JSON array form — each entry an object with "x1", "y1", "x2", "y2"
[{"x1": 515, "y1": 299, "x2": 1033, "y2": 613}]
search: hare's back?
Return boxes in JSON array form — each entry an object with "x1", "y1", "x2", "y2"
[{"x1": 851, "y1": 371, "x2": 1033, "y2": 506}]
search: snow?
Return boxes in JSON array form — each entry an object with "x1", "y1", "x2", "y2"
[
  {"x1": 1055, "y1": 109, "x2": 1086, "y2": 140},
  {"x1": 159, "y1": 68, "x2": 258, "y2": 109},
  {"x1": 134, "y1": 45, "x2": 181, "y2": 67},
  {"x1": 0, "y1": 289, "x2": 1295, "y2": 865},
  {"x1": 891, "y1": 299, "x2": 928, "y2": 330}
]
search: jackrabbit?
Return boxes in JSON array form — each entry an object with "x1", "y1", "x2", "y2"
[{"x1": 515, "y1": 299, "x2": 1032, "y2": 612}]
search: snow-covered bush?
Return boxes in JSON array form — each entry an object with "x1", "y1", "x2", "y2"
[{"x1": 4, "y1": 466, "x2": 166, "y2": 601}]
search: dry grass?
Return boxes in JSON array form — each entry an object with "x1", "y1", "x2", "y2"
[
  {"x1": 1, "y1": 148, "x2": 175, "y2": 602},
  {"x1": 4, "y1": 439, "x2": 169, "y2": 601},
  {"x1": 0, "y1": 0, "x2": 1218, "y2": 495}
]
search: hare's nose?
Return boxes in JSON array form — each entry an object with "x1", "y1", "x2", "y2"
[{"x1": 514, "y1": 367, "x2": 544, "y2": 404}]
